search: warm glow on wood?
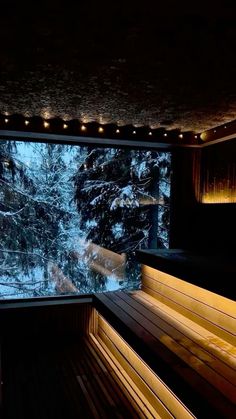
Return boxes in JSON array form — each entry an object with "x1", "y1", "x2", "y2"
[
  {"x1": 202, "y1": 190, "x2": 236, "y2": 203},
  {"x1": 95, "y1": 315, "x2": 194, "y2": 418},
  {"x1": 132, "y1": 290, "x2": 236, "y2": 368},
  {"x1": 142, "y1": 265, "x2": 236, "y2": 345},
  {"x1": 90, "y1": 334, "x2": 161, "y2": 418}
]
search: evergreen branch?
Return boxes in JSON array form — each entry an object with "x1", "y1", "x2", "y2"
[
  {"x1": 0, "y1": 179, "x2": 76, "y2": 216},
  {"x1": 0, "y1": 280, "x2": 46, "y2": 288},
  {"x1": 0, "y1": 204, "x2": 28, "y2": 217},
  {"x1": 0, "y1": 249, "x2": 52, "y2": 262}
]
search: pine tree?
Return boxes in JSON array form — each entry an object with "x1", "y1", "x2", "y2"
[{"x1": 74, "y1": 147, "x2": 171, "y2": 286}]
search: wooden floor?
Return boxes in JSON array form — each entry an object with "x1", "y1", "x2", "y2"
[{"x1": 2, "y1": 338, "x2": 140, "y2": 419}]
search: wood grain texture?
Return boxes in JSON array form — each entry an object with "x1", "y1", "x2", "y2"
[
  {"x1": 142, "y1": 265, "x2": 236, "y2": 345},
  {"x1": 94, "y1": 291, "x2": 236, "y2": 418},
  {"x1": 96, "y1": 314, "x2": 194, "y2": 419},
  {"x1": 2, "y1": 337, "x2": 141, "y2": 419}
]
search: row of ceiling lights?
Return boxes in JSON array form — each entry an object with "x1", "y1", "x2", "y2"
[
  {"x1": 1, "y1": 117, "x2": 196, "y2": 139},
  {"x1": 1, "y1": 114, "x2": 233, "y2": 141}
]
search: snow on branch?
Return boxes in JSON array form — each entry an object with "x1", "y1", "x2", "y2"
[{"x1": 0, "y1": 204, "x2": 28, "y2": 217}]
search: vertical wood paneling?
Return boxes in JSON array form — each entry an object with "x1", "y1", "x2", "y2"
[
  {"x1": 0, "y1": 301, "x2": 95, "y2": 341},
  {"x1": 201, "y1": 138, "x2": 236, "y2": 203}
]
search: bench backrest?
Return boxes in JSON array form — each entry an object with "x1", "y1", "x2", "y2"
[{"x1": 142, "y1": 265, "x2": 236, "y2": 346}]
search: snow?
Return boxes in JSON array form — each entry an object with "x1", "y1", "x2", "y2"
[
  {"x1": 0, "y1": 140, "x2": 171, "y2": 299},
  {"x1": 112, "y1": 223, "x2": 124, "y2": 239}
]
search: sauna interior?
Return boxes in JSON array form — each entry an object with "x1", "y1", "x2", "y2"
[
  {"x1": 0, "y1": 1, "x2": 236, "y2": 418},
  {"x1": 0, "y1": 120, "x2": 235, "y2": 419}
]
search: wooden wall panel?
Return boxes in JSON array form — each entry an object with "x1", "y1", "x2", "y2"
[
  {"x1": 201, "y1": 139, "x2": 236, "y2": 203},
  {"x1": 0, "y1": 300, "x2": 97, "y2": 342},
  {"x1": 170, "y1": 140, "x2": 236, "y2": 250}
]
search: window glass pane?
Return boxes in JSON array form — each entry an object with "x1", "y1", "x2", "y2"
[{"x1": 0, "y1": 140, "x2": 171, "y2": 299}]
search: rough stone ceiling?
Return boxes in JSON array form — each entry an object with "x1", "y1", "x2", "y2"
[{"x1": 0, "y1": 0, "x2": 236, "y2": 133}]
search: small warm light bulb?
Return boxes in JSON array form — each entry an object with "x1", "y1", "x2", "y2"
[
  {"x1": 224, "y1": 125, "x2": 227, "y2": 129},
  {"x1": 148, "y1": 131, "x2": 152, "y2": 136},
  {"x1": 194, "y1": 135, "x2": 198, "y2": 139},
  {"x1": 132, "y1": 130, "x2": 136, "y2": 135},
  {"x1": 214, "y1": 130, "x2": 216, "y2": 133},
  {"x1": 4, "y1": 118, "x2": 9, "y2": 123},
  {"x1": 164, "y1": 133, "x2": 167, "y2": 137},
  {"x1": 179, "y1": 134, "x2": 183, "y2": 139},
  {"x1": 81, "y1": 125, "x2": 87, "y2": 132},
  {"x1": 63, "y1": 123, "x2": 68, "y2": 129},
  {"x1": 44, "y1": 121, "x2": 49, "y2": 128},
  {"x1": 98, "y1": 126, "x2": 104, "y2": 133},
  {"x1": 25, "y1": 120, "x2": 30, "y2": 126},
  {"x1": 116, "y1": 129, "x2": 120, "y2": 134}
]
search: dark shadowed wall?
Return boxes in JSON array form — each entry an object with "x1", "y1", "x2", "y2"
[{"x1": 170, "y1": 139, "x2": 236, "y2": 251}]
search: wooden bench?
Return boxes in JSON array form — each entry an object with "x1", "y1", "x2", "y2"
[
  {"x1": 90, "y1": 313, "x2": 194, "y2": 419},
  {"x1": 94, "y1": 266, "x2": 236, "y2": 418}
]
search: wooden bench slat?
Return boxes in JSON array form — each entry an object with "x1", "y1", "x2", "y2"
[
  {"x1": 143, "y1": 276, "x2": 235, "y2": 345},
  {"x1": 97, "y1": 315, "x2": 194, "y2": 419},
  {"x1": 95, "y1": 292, "x2": 236, "y2": 418},
  {"x1": 96, "y1": 331, "x2": 170, "y2": 419},
  {"x1": 121, "y1": 290, "x2": 236, "y2": 386},
  {"x1": 88, "y1": 342, "x2": 143, "y2": 419},
  {"x1": 89, "y1": 334, "x2": 156, "y2": 418},
  {"x1": 108, "y1": 291, "x2": 236, "y2": 403},
  {"x1": 69, "y1": 347, "x2": 109, "y2": 417},
  {"x1": 142, "y1": 274, "x2": 236, "y2": 336},
  {"x1": 84, "y1": 339, "x2": 141, "y2": 418},
  {"x1": 133, "y1": 290, "x2": 236, "y2": 370},
  {"x1": 142, "y1": 265, "x2": 236, "y2": 318}
]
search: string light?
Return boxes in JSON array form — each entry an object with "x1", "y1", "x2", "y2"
[{"x1": 2, "y1": 113, "x2": 225, "y2": 145}]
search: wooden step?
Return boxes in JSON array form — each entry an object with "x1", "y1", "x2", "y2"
[{"x1": 93, "y1": 314, "x2": 195, "y2": 419}]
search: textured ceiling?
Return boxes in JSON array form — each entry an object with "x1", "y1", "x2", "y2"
[{"x1": 0, "y1": 0, "x2": 236, "y2": 133}]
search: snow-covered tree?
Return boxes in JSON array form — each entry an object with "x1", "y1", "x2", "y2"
[
  {"x1": 74, "y1": 147, "x2": 171, "y2": 284},
  {"x1": 0, "y1": 140, "x2": 171, "y2": 299}
]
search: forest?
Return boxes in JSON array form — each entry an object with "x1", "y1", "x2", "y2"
[{"x1": 0, "y1": 139, "x2": 171, "y2": 299}]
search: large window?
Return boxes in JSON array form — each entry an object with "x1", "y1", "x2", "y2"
[{"x1": 0, "y1": 140, "x2": 171, "y2": 299}]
